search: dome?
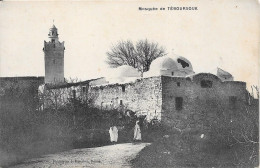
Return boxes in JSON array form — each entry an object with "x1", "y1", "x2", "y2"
[
  {"x1": 172, "y1": 54, "x2": 193, "y2": 71},
  {"x1": 144, "y1": 56, "x2": 178, "y2": 77},
  {"x1": 105, "y1": 65, "x2": 140, "y2": 81},
  {"x1": 149, "y1": 56, "x2": 178, "y2": 71},
  {"x1": 144, "y1": 54, "x2": 195, "y2": 77},
  {"x1": 172, "y1": 54, "x2": 194, "y2": 75},
  {"x1": 105, "y1": 65, "x2": 140, "y2": 84},
  {"x1": 113, "y1": 65, "x2": 140, "y2": 78}
]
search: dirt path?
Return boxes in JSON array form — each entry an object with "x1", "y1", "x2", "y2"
[{"x1": 10, "y1": 143, "x2": 150, "y2": 168}]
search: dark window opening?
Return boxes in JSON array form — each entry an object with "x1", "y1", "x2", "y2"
[
  {"x1": 171, "y1": 72, "x2": 174, "y2": 76},
  {"x1": 229, "y1": 96, "x2": 237, "y2": 109},
  {"x1": 72, "y1": 90, "x2": 76, "y2": 99},
  {"x1": 53, "y1": 44, "x2": 55, "y2": 48},
  {"x1": 175, "y1": 97, "x2": 183, "y2": 110},
  {"x1": 122, "y1": 85, "x2": 125, "y2": 92},
  {"x1": 177, "y1": 82, "x2": 180, "y2": 87},
  {"x1": 201, "y1": 80, "x2": 213, "y2": 88},
  {"x1": 120, "y1": 100, "x2": 123, "y2": 105},
  {"x1": 53, "y1": 59, "x2": 55, "y2": 64},
  {"x1": 52, "y1": 39, "x2": 55, "y2": 43},
  {"x1": 177, "y1": 59, "x2": 189, "y2": 68},
  {"x1": 82, "y1": 86, "x2": 86, "y2": 93}
]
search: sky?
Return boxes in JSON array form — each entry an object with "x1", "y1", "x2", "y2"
[{"x1": 0, "y1": 0, "x2": 259, "y2": 88}]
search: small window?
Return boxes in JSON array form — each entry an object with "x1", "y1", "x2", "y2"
[
  {"x1": 53, "y1": 44, "x2": 55, "y2": 48},
  {"x1": 52, "y1": 39, "x2": 55, "y2": 43},
  {"x1": 53, "y1": 59, "x2": 55, "y2": 64},
  {"x1": 82, "y1": 86, "x2": 86, "y2": 93},
  {"x1": 177, "y1": 82, "x2": 180, "y2": 87},
  {"x1": 72, "y1": 90, "x2": 76, "y2": 99},
  {"x1": 201, "y1": 80, "x2": 213, "y2": 88},
  {"x1": 229, "y1": 96, "x2": 237, "y2": 109},
  {"x1": 122, "y1": 85, "x2": 125, "y2": 92},
  {"x1": 175, "y1": 97, "x2": 183, "y2": 110},
  {"x1": 171, "y1": 72, "x2": 174, "y2": 76},
  {"x1": 120, "y1": 100, "x2": 123, "y2": 105}
]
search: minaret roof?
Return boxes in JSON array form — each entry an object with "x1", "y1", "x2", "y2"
[{"x1": 51, "y1": 24, "x2": 57, "y2": 29}]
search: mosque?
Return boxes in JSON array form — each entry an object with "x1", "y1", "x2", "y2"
[{"x1": 39, "y1": 25, "x2": 252, "y2": 129}]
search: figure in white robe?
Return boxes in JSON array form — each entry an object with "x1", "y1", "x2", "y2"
[
  {"x1": 109, "y1": 126, "x2": 118, "y2": 143},
  {"x1": 133, "y1": 121, "x2": 142, "y2": 141}
]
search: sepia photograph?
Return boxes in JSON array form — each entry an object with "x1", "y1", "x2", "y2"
[{"x1": 0, "y1": 0, "x2": 259, "y2": 167}]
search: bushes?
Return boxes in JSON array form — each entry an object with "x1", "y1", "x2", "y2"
[
  {"x1": 132, "y1": 129, "x2": 258, "y2": 168},
  {"x1": 0, "y1": 91, "x2": 140, "y2": 167}
]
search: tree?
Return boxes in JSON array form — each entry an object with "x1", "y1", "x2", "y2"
[
  {"x1": 136, "y1": 39, "x2": 166, "y2": 72},
  {"x1": 106, "y1": 39, "x2": 166, "y2": 74}
]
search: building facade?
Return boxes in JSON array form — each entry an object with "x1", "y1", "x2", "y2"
[
  {"x1": 87, "y1": 73, "x2": 248, "y2": 128},
  {"x1": 41, "y1": 54, "x2": 255, "y2": 130}
]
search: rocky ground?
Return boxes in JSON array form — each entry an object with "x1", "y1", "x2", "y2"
[{"x1": 9, "y1": 143, "x2": 150, "y2": 168}]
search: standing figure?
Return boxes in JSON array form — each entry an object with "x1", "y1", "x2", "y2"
[
  {"x1": 109, "y1": 126, "x2": 118, "y2": 144},
  {"x1": 133, "y1": 121, "x2": 142, "y2": 141}
]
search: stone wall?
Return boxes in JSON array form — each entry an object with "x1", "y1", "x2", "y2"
[
  {"x1": 0, "y1": 77, "x2": 44, "y2": 90},
  {"x1": 39, "y1": 78, "x2": 104, "y2": 109},
  {"x1": 161, "y1": 73, "x2": 248, "y2": 130},
  {"x1": 40, "y1": 81, "x2": 90, "y2": 109},
  {"x1": 89, "y1": 77, "x2": 163, "y2": 121}
]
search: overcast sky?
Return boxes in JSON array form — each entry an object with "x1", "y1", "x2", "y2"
[{"x1": 0, "y1": 0, "x2": 259, "y2": 87}]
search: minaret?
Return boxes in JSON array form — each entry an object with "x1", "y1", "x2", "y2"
[{"x1": 43, "y1": 24, "x2": 65, "y2": 84}]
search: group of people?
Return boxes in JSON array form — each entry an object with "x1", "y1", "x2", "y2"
[{"x1": 109, "y1": 120, "x2": 142, "y2": 144}]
